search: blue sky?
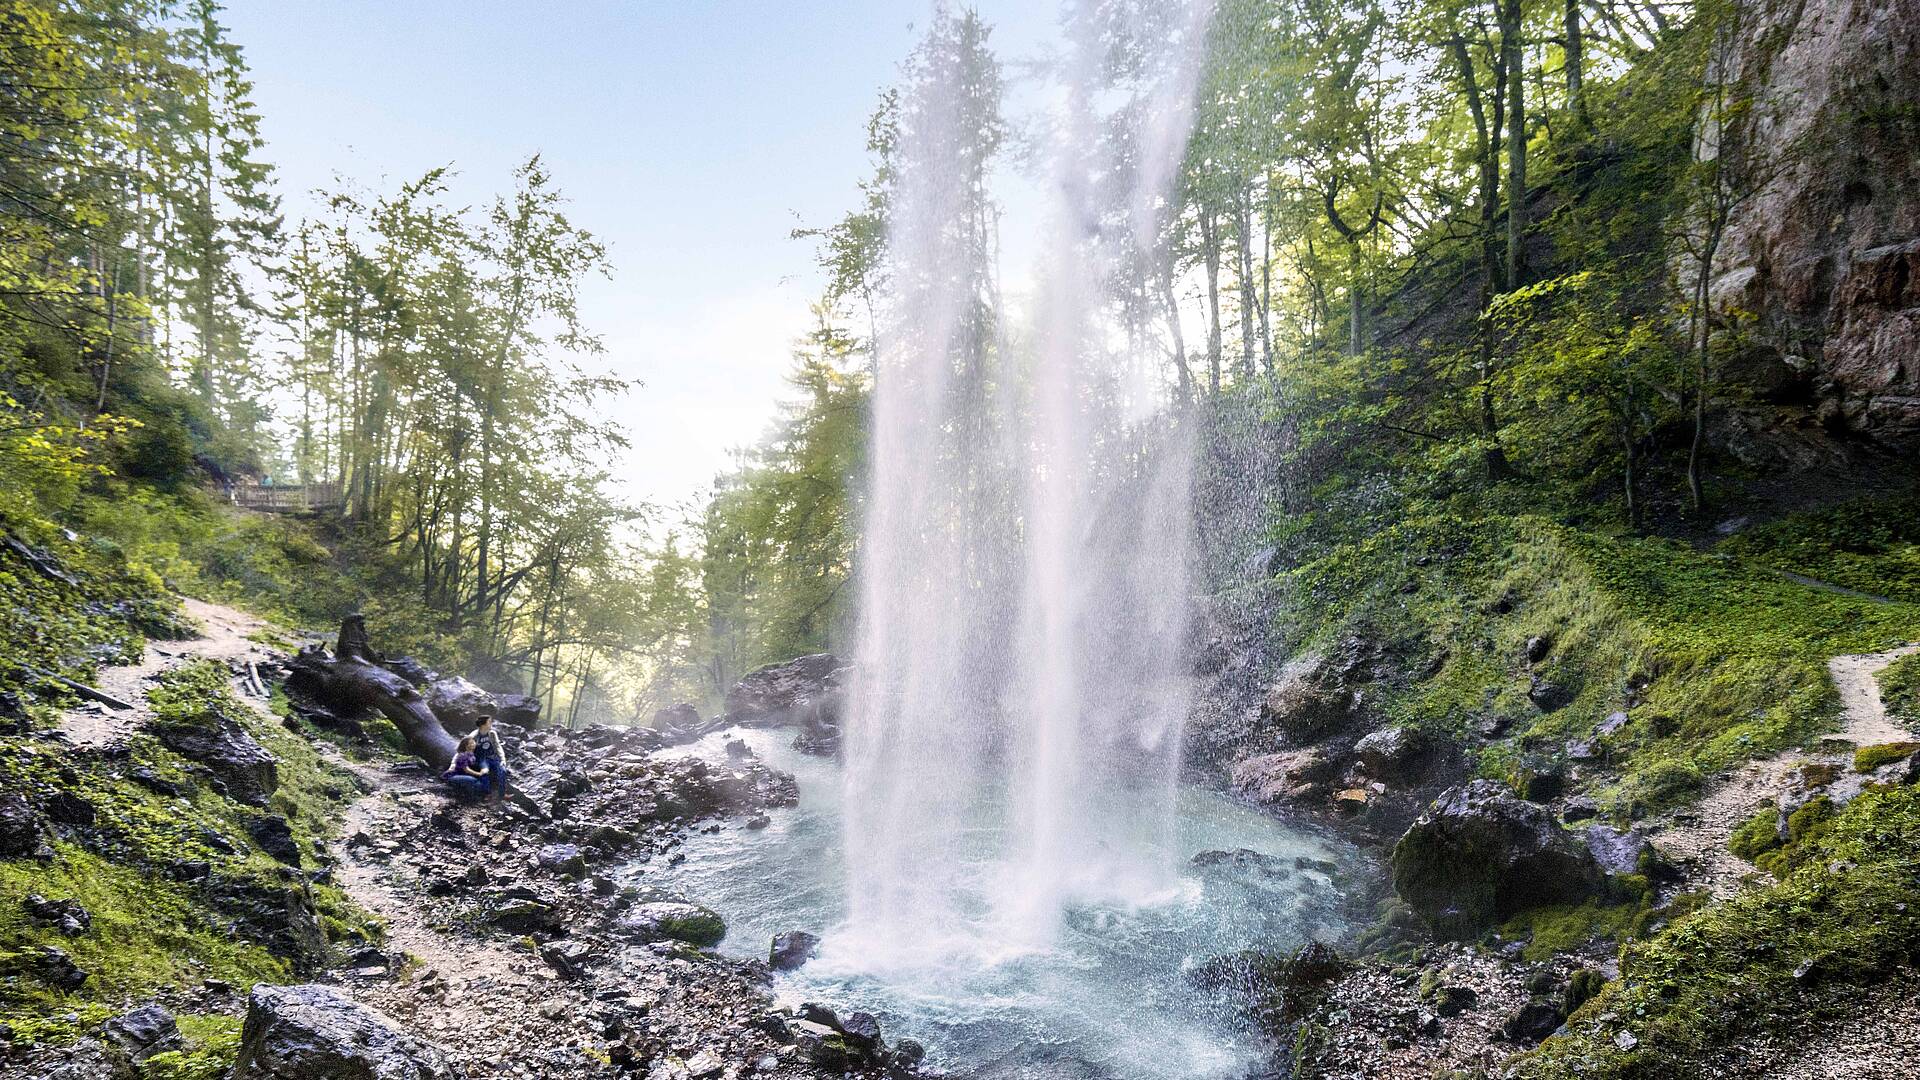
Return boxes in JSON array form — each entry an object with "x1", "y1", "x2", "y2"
[{"x1": 225, "y1": 1, "x2": 1054, "y2": 519}]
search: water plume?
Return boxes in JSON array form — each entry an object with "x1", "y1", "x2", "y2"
[{"x1": 844, "y1": 0, "x2": 1215, "y2": 969}]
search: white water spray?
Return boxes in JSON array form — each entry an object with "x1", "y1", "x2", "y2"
[{"x1": 844, "y1": 0, "x2": 1215, "y2": 968}]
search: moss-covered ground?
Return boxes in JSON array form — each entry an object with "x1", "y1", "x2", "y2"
[
  {"x1": 0, "y1": 660, "x2": 378, "y2": 1060},
  {"x1": 1279, "y1": 512, "x2": 1920, "y2": 818}
]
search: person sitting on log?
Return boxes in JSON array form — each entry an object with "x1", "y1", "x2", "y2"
[
  {"x1": 440, "y1": 737, "x2": 491, "y2": 801},
  {"x1": 469, "y1": 716, "x2": 509, "y2": 803}
]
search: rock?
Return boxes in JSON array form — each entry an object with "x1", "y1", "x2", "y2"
[
  {"x1": 24, "y1": 894, "x2": 90, "y2": 935},
  {"x1": 1708, "y1": 0, "x2": 1920, "y2": 452},
  {"x1": 155, "y1": 715, "x2": 279, "y2": 805},
  {"x1": 788, "y1": 1019, "x2": 849, "y2": 1068},
  {"x1": 894, "y1": 1038, "x2": 926, "y2": 1066},
  {"x1": 1500, "y1": 999, "x2": 1565, "y2": 1044},
  {"x1": 536, "y1": 843, "x2": 587, "y2": 879},
  {"x1": 43, "y1": 790, "x2": 95, "y2": 826},
  {"x1": 616, "y1": 901, "x2": 726, "y2": 947},
  {"x1": 539, "y1": 940, "x2": 596, "y2": 981},
  {"x1": 0, "y1": 792, "x2": 49, "y2": 858},
  {"x1": 33, "y1": 946, "x2": 90, "y2": 991},
  {"x1": 1584, "y1": 824, "x2": 1651, "y2": 877},
  {"x1": 723, "y1": 653, "x2": 850, "y2": 727},
  {"x1": 491, "y1": 900, "x2": 563, "y2": 936},
  {"x1": 770, "y1": 930, "x2": 820, "y2": 971},
  {"x1": 1354, "y1": 727, "x2": 1433, "y2": 784},
  {"x1": 1260, "y1": 650, "x2": 1363, "y2": 740},
  {"x1": 724, "y1": 737, "x2": 751, "y2": 759},
  {"x1": 247, "y1": 814, "x2": 302, "y2": 866},
  {"x1": 1524, "y1": 635, "x2": 1552, "y2": 663},
  {"x1": 841, "y1": 1011, "x2": 882, "y2": 1050},
  {"x1": 232, "y1": 984, "x2": 461, "y2": 1080},
  {"x1": 1560, "y1": 797, "x2": 1600, "y2": 824},
  {"x1": 1391, "y1": 780, "x2": 1604, "y2": 938},
  {"x1": 204, "y1": 877, "x2": 329, "y2": 970},
  {"x1": 1527, "y1": 673, "x2": 1573, "y2": 712},
  {"x1": 1428, "y1": 985, "x2": 1478, "y2": 1018},
  {"x1": 101, "y1": 1003, "x2": 182, "y2": 1062},
  {"x1": 421, "y1": 675, "x2": 541, "y2": 734},
  {"x1": 1230, "y1": 747, "x2": 1342, "y2": 806},
  {"x1": 1596, "y1": 711, "x2": 1630, "y2": 737}
]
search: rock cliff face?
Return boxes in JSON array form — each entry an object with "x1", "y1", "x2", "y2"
[{"x1": 1714, "y1": 0, "x2": 1920, "y2": 454}]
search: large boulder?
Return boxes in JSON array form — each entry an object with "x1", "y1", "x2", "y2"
[
  {"x1": 723, "y1": 653, "x2": 850, "y2": 728},
  {"x1": 1229, "y1": 747, "x2": 1342, "y2": 806},
  {"x1": 1391, "y1": 780, "x2": 1603, "y2": 938},
  {"x1": 155, "y1": 715, "x2": 278, "y2": 805},
  {"x1": 616, "y1": 901, "x2": 726, "y2": 947},
  {"x1": 421, "y1": 676, "x2": 540, "y2": 735},
  {"x1": 232, "y1": 984, "x2": 461, "y2": 1080},
  {"x1": 101, "y1": 1003, "x2": 182, "y2": 1063},
  {"x1": 1353, "y1": 727, "x2": 1434, "y2": 784},
  {"x1": 1260, "y1": 638, "x2": 1377, "y2": 741}
]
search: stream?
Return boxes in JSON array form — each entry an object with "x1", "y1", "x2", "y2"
[{"x1": 637, "y1": 729, "x2": 1362, "y2": 1079}]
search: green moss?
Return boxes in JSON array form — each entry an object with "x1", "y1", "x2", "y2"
[
  {"x1": 1881, "y1": 653, "x2": 1920, "y2": 725},
  {"x1": 1853, "y1": 741, "x2": 1920, "y2": 773},
  {"x1": 1727, "y1": 807, "x2": 1781, "y2": 862},
  {"x1": 139, "y1": 1014, "x2": 242, "y2": 1080},
  {"x1": 1718, "y1": 494, "x2": 1920, "y2": 604},
  {"x1": 1509, "y1": 784, "x2": 1920, "y2": 1078},
  {"x1": 1280, "y1": 514, "x2": 1920, "y2": 818},
  {"x1": 0, "y1": 659, "x2": 377, "y2": 1039}
]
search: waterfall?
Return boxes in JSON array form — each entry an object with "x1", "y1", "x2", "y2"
[{"x1": 844, "y1": 0, "x2": 1215, "y2": 969}]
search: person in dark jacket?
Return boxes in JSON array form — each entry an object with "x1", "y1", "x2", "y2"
[{"x1": 468, "y1": 716, "x2": 509, "y2": 803}]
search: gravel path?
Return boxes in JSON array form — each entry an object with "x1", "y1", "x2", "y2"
[
  {"x1": 56, "y1": 597, "x2": 272, "y2": 749},
  {"x1": 1649, "y1": 641, "x2": 1919, "y2": 896}
]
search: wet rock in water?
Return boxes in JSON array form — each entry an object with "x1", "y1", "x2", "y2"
[
  {"x1": 0, "y1": 792, "x2": 49, "y2": 858},
  {"x1": 232, "y1": 983, "x2": 461, "y2": 1080},
  {"x1": 24, "y1": 894, "x2": 90, "y2": 935},
  {"x1": 1499, "y1": 998, "x2": 1566, "y2": 1044},
  {"x1": 246, "y1": 814, "x2": 302, "y2": 866},
  {"x1": 894, "y1": 1038, "x2": 926, "y2": 1067},
  {"x1": 770, "y1": 929, "x2": 820, "y2": 971},
  {"x1": 1354, "y1": 727, "x2": 1434, "y2": 784},
  {"x1": 789, "y1": 1019, "x2": 850, "y2": 1068},
  {"x1": 536, "y1": 842, "x2": 587, "y2": 878},
  {"x1": 101, "y1": 1003, "x2": 182, "y2": 1063},
  {"x1": 1391, "y1": 780, "x2": 1603, "y2": 938},
  {"x1": 724, "y1": 737, "x2": 751, "y2": 758},
  {"x1": 616, "y1": 901, "x2": 726, "y2": 947},
  {"x1": 155, "y1": 715, "x2": 279, "y2": 805},
  {"x1": 841, "y1": 1011, "x2": 883, "y2": 1050}
]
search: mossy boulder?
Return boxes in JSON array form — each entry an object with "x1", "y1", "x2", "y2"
[
  {"x1": 616, "y1": 901, "x2": 726, "y2": 947},
  {"x1": 1853, "y1": 741, "x2": 1920, "y2": 773},
  {"x1": 1391, "y1": 780, "x2": 1603, "y2": 938}
]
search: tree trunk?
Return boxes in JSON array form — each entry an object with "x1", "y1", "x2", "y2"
[
  {"x1": 286, "y1": 617, "x2": 459, "y2": 769},
  {"x1": 1200, "y1": 208, "x2": 1223, "y2": 395},
  {"x1": 1565, "y1": 0, "x2": 1590, "y2": 129},
  {"x1": 1502, "y1": 0, "x2": 1527, "y2": 287}
]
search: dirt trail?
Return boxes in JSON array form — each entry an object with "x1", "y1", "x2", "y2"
[
  {"x1": 1652, "y1": 642, "x2": 1919, "y2": 897},
  {"x1": 56, "y1": 596, "x2": 273, "y2": 749}
]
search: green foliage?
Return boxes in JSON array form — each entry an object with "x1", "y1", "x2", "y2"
[
  {"x1": 0, "y1": 660, "x2": 375, "y2": 1039},
  {"x1": 1881, "y1": 653, "x2": 1920, "y2": 725},
  {"x1": 1510, "y1": 784, "x2": 1920, "y2": 1078},
  {"x1": 1719, "y1": 495, "x2": 1920, "y2": 603},
  {"x1": 1855, "y1": 742, "x2": 1920, "y2": 773}
]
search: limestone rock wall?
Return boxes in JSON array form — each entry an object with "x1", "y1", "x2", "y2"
[{"x1": 1714, "y1": 0, "x2": 1920, "y2": 451}]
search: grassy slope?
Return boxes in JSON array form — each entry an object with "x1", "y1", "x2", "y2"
[
  {"x1": 0, "y1": 661, "x2": 379, "y2": 1071},
  {"x1": 1276, "y1": 497, "x2": 1920, "y2": 1074}
]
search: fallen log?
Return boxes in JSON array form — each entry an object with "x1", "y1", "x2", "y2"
[{"x1": 284, "y1": 618, "x2": 458, "y2": 769}]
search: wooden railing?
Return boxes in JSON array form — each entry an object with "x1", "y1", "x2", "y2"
[{"x1": 226, "y1": 482, "x2": 342, "y2": 514}]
